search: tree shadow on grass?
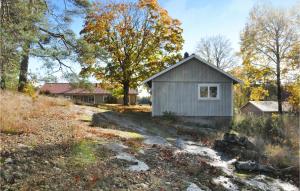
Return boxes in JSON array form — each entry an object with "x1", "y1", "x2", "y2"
[
  {"x1": 0, "y1": 139, "x2": 115, "y2": 190},
  {"x1": 93, "y1": 108, "x2": 230, "y2": 144}
]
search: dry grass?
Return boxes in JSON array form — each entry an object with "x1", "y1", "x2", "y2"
[
  {"x1": 265, "y1": 144, "x2": 299, "y2": 168},
  {"x1": 102, "y1": 104, "x2": 151, "y2": 113},
  {"x1": 0, "y1": 91, "x2": 72, "y2": 135}
]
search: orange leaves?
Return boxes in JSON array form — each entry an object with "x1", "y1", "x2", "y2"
[
  {"x1": 80, "y1": 0, "x2": 183, "y2": 89},
  {"x1": 138, "y1": 0, "x2": 159, "y2": 10}
]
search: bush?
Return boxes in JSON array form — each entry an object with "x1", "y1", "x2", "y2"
[
  {"x1": 104, "y1": 95, "x2": 117, "y2": 104},
  {"x1": 138, "y1": 96, "x2": 151, "y2": 105},
  {"x1": 264, "y1": 144, "x2": 298, "y2": 168},
  {"x1": 162, "y1": 111, "x2": 177, "y2": 121},
  {"x1": 24, "y1": 83, "x2": 38, "y2": 101},
  {"x1": 231, "y1": 114, "x2": 295, "y2": 145}
]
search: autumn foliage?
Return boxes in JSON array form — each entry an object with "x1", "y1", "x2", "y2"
[{"x1": 80, "y1": 0, "x2": 184, "y2": 105}]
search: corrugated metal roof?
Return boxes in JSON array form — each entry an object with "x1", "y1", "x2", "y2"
[{"x1": 249, "y1": 101, "x2": 291, "y2": 112}]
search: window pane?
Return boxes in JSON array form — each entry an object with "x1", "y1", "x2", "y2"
[
  {"x1": 210, "y1": 86, "x2": 218, "y2": 98},
  {"x1": 200, "y1": 86, "x2": 208, "y2": 97}
]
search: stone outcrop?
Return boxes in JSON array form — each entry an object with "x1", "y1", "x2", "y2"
[{"x1": 213, "y1": 133, "x2": 262, "y2": 161}]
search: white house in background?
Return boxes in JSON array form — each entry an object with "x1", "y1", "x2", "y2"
[{"x1": 143, "y1": 54, "x2": 241, "y2": 117}]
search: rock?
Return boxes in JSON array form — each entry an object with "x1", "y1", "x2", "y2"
[
  {"x1": 214, "y1": 133, "x2": 260, "y2": 161},
  {"x1": 212, "y1": 176, "x2": 238, "y2": 191},
  {"x1": 105, "y1": 143, "x2": 128, "y2": 153},
  {"x1": 139, "y1": 183, "x2": 148, "y2": 189},
  {"x1": 138, "y1": 149, "x2": 145, "y2": 154},
  {"x1": 235, "y1": 160, "x2": 299, "y2": 182},
  {"x1": 242, "y1": 175, "x2": 299, "y2": 191},
  {"x1": 17, "y1": 143, "x2": 29, "y2": 148},
  {"x1": 223, "y1": 133, "x2": 239, "y2": 143},
  {"x1": 143, "y1": 136, "x2": 170, "y2": 146},
  {"x1": 53, "y1": 167, "x2": 61, "y2": 172},
  {"x1": 176, "y1": 138, "x2": 186, "y2": 149},
  {"x1": 186, "y1": 183, "x2": 204, "y2": 191},
  {"x1": 4, "y1": 157, "x2": 13, "y2": 164},
  {"x1": 116, "y1": 152, "x2": 149, "y2": 172},
  {"x1": 235, "y1": 161, "x2": 274, "y2": 173}
]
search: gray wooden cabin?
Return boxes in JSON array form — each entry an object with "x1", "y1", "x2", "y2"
[{"x1": 144, "y1": 54, "x2": 241, "y2": 117}]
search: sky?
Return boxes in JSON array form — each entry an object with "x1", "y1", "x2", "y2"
[
  {"x1": 29, "y1": 0, "x2": 299, "y2": 93},
  {"x1": 158, "y1": 0, "x2": 298, "y2": 53}
]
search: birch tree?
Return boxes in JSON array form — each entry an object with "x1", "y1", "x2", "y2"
[{"x1": 240, "y1": 5, "x2": 299, "y2": 113}]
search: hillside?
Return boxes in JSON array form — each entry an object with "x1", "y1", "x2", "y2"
[{"x1": 0, "y1": 91, "x2": 298, "y2": 191}]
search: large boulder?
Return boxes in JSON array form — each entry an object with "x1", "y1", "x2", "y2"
[
  {"x1": 214, "y1": 133, "x2": 261, "y2": 161},
  {"x1": 235, "y1": 161, "x2": 276, "y2": 174}
]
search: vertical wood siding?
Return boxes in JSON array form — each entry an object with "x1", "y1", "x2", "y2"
[
  {"x1": 240, "y1": 103, "x2": 263, "y2": 115},
  {"x1": 152, "y1": 58, "x2": 233, "y2": 116}
]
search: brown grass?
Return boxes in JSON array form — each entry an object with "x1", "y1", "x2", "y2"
[
  {"x1": 0, "y1": 91, "x2": 72, "y2": 135},
  {"x1": 102, "y1": 104, "x2": 151, "y2": 113},
  {"x1": 265, "y1": 144, "x2": 299, "y2": 168}
]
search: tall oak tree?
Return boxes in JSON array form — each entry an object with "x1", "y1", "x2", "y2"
[{"x1": 80, "y1": 0, "x2": 184, "y2": 105}]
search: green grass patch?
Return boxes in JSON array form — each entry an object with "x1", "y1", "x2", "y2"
[
  {"x1": 70, "y1": 139, "x2": 111, "y2": 167},
  {"x1": 71, "y1": 140, "x2": 97, "y2": 166}
]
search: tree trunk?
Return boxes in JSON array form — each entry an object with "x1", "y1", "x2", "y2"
[
  {"x1": 0, "y1": 17, "x2": 5, "y2": 89},
  {"x1": 276, "y1": 61, "x2": 282, "y2": 114},
  {"x1": 0, "y1": 59, "x2": 6, "y2": 90},
  {"x1": 18, "y1": 42, "x2": 30, "y2": 92},
  {"x1": 275, "y1": 36, "x2": 282, "y2": 114},
  {"x1": 123, "y1": 81, "x2": 129, "y2": 106}
]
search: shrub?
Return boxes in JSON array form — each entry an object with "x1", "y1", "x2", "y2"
[
  {"x1": 104, "y1": 95, "x2": 117, "y2": 104},
  {"x1": 138, "y1": 96, "x2": 151, "y2": 105},
  {"x1": 231, "y1": 114, "x2": 295, "y2": 145},
  {"x1": 24, "y1": 83, "x2": 38, "y2": 101},
  {"x1": 265, "y1": 144, "x2": 299, "y2": 168},
  {"x1": 162, "y1": 111, "x2": 177, "y2": 121}
]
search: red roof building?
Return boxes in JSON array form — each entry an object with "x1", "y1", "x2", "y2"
[{"x1": 40, "y1": 83, "x2": 138, "y2": 105}]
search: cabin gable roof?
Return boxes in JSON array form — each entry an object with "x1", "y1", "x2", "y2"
[{"x1": 143, "y1": 54, "x2": 242, "y2": 84}]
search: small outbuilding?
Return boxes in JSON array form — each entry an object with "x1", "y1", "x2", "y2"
[
  {"x1": 143, "y1": 54, "x2": 241, "y2": 117},
  {"x1": 240, "y1": 101, "x2": 292, "y2": 115}
]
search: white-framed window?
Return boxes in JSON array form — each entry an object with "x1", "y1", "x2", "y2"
[{"x1": 198, "y1": 84, "x2": 220, "y2": 100}]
